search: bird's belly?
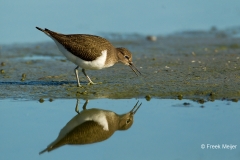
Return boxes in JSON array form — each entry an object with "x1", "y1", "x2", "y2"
[{"x1": 53, "y1": 39, "x2": 107, "y2": 70}]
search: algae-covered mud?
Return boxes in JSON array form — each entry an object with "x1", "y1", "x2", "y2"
[{"x1": 0, "y1": 29, "x2": 240, "y2": 100}]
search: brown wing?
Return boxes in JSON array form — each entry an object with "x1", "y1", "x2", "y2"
[
  {"x1": 46, "y1": 29, "x2": 114, "y2": 61},
  {"x1": 46, "y1": 121, "x2": 115, "y2": 152}
]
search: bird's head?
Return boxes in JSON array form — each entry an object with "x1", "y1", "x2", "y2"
[
  {"x1": 118, "y1": 101, "x2": 142, "y2": 130},
  {"x1": 116, "y1": 47, "x2": 141, "y2": 76}
]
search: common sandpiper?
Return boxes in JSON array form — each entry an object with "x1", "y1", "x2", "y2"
[{"x1": 36, "y1": 27, "x2": 141, "y2": 87}]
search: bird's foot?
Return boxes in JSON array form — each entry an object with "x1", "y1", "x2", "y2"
[
  {"x1": 77, "y1": 83, "x2": 83, "y2": 88},
  {"x1": 87, "y1": 82, "x2": 97, "y2": 85},
  {"x1": 87, "y1": 81, "x2": 102, "y2": 85}
]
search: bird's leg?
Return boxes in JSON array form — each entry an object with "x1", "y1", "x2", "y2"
[
  {"x1": 82, "y1": 69, "x2": 97, "y2": 85},
  {"x1": 75, "y1": 99, "x2": 89, "y2": 114},
  {"x1": 82, "y1": 100, "x2": 89, "y2": 110},
  {"x1": 75, "y1": 99, "x2": 80, "y2": 114},
  {"x1": 74, "y1": 66, "x2": 82, "y2": 87}
]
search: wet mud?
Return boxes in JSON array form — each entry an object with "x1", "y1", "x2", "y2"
[{"x1": 1, "y1": 30, "x2": 240, "y2": 101}]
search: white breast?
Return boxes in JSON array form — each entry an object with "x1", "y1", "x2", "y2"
[
  {"x1": 51, "y1": 37, "x2": 107, "y2": 70},
  {"x1": 60, "y1": 109, "x2": 109, "y2": 136}
]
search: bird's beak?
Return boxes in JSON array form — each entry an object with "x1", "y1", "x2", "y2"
[
  {"x1": 130, "y1": 101, "x2": 142, "y2": 114},
  {"x1": 129, "y1": 62, "x2": 142, "y2": 76}
]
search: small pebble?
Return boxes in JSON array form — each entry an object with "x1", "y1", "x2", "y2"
[
  {"x1": 146, "y1": 35, "x2": 157, "y2": 42},
  {"x1": 209, "y1": 92, "x2": 215, "y2": 97},
  {"x1": 177, "y1": 94, "x2": 183, "y2": 100},
  {"x1": 165, "y1": 66, "x2": 170, "y2": 69},
  {"x1": 82, "y1": 91, "x2": 88, "y2": 95},
  {"x1": 0, "y1": 69, "x2": 4, "y2": 74},
  {"x1": 198, "y1": 99, "x2": 205, "y2": 104},
  {"x1": 1, "y1": 62, "x2": 6, "y2": 66},
  {"x1": 76, "y1": 91, "x2": 81, "y2": 97},
  {"x1": 39, "y1": 98, "x2": 44, "y2": 103},
  {"x1": 145, "y1": 95, "x2": 151, "y2": 101},
  {"x1": 22, "y1": 73, "x2": 26, "y2": 78}
]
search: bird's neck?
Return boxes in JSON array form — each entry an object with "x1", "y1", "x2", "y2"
[
  {"x1": 115, "y1": 48, "x2": 126, "y2": 64},
  {"x1": 103, "y1": 48, "x2": 119, "y2": 67},
  {"x1": 105, "y1": 113, "x2": 121, "y2": 131}
]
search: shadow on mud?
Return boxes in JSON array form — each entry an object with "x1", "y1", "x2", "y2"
[{"x1": 0, "y1": 81, "x2": 76, "y2": 86}]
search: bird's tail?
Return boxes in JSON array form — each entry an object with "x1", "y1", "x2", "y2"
[
  {"x1": 36, "y1": 27, "x2": 51, "y2": 36},
  {"x1": 36, "y1": 26, "x2": 45, "y2": 32},
  {"x1": 39, "y1": 148, "x2": 48, "y2": 155},
  {"x1": 39, "y1": 142, "x2": 63, "y2": 155}
]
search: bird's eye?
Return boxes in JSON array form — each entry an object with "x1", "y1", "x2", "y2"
[
  {"x1": 126, "y1": 119, "x2": 131, "y2": 124},
  {"x1": 124, "y1": 55, "x2": 129, "y2": 60}
]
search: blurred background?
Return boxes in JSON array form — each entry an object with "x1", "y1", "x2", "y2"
[{"x1": 0, "y1": 0, "x2": 240, "y2": 44}]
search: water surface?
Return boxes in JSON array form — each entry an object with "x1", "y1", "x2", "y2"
[{"x1": 0, "y1": 98, "x2": 239, "y2": 160}]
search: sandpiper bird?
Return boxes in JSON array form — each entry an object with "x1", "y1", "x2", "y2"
[
  {"x1": 39, "y1": 100, "x2": 141, "y2": 154},
  {"x1": 36, "y1": 27, "x2": 141, "y2": 87}
]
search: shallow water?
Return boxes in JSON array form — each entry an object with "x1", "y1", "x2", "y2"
[{"x1": 0, "y1": 98, "x2": 239, "y2": 160}]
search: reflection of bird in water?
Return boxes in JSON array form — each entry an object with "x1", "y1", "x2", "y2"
[{"x1": 39, "y1": 100, "x2": 141, "y2": 154}]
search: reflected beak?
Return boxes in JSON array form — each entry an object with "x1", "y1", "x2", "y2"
[
  {"x1": 129, "y1": 62, "x2": 142, "y2": 76},
  {"x1": 130, "y1": 100, "x2": 142, "y2": 114}
]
